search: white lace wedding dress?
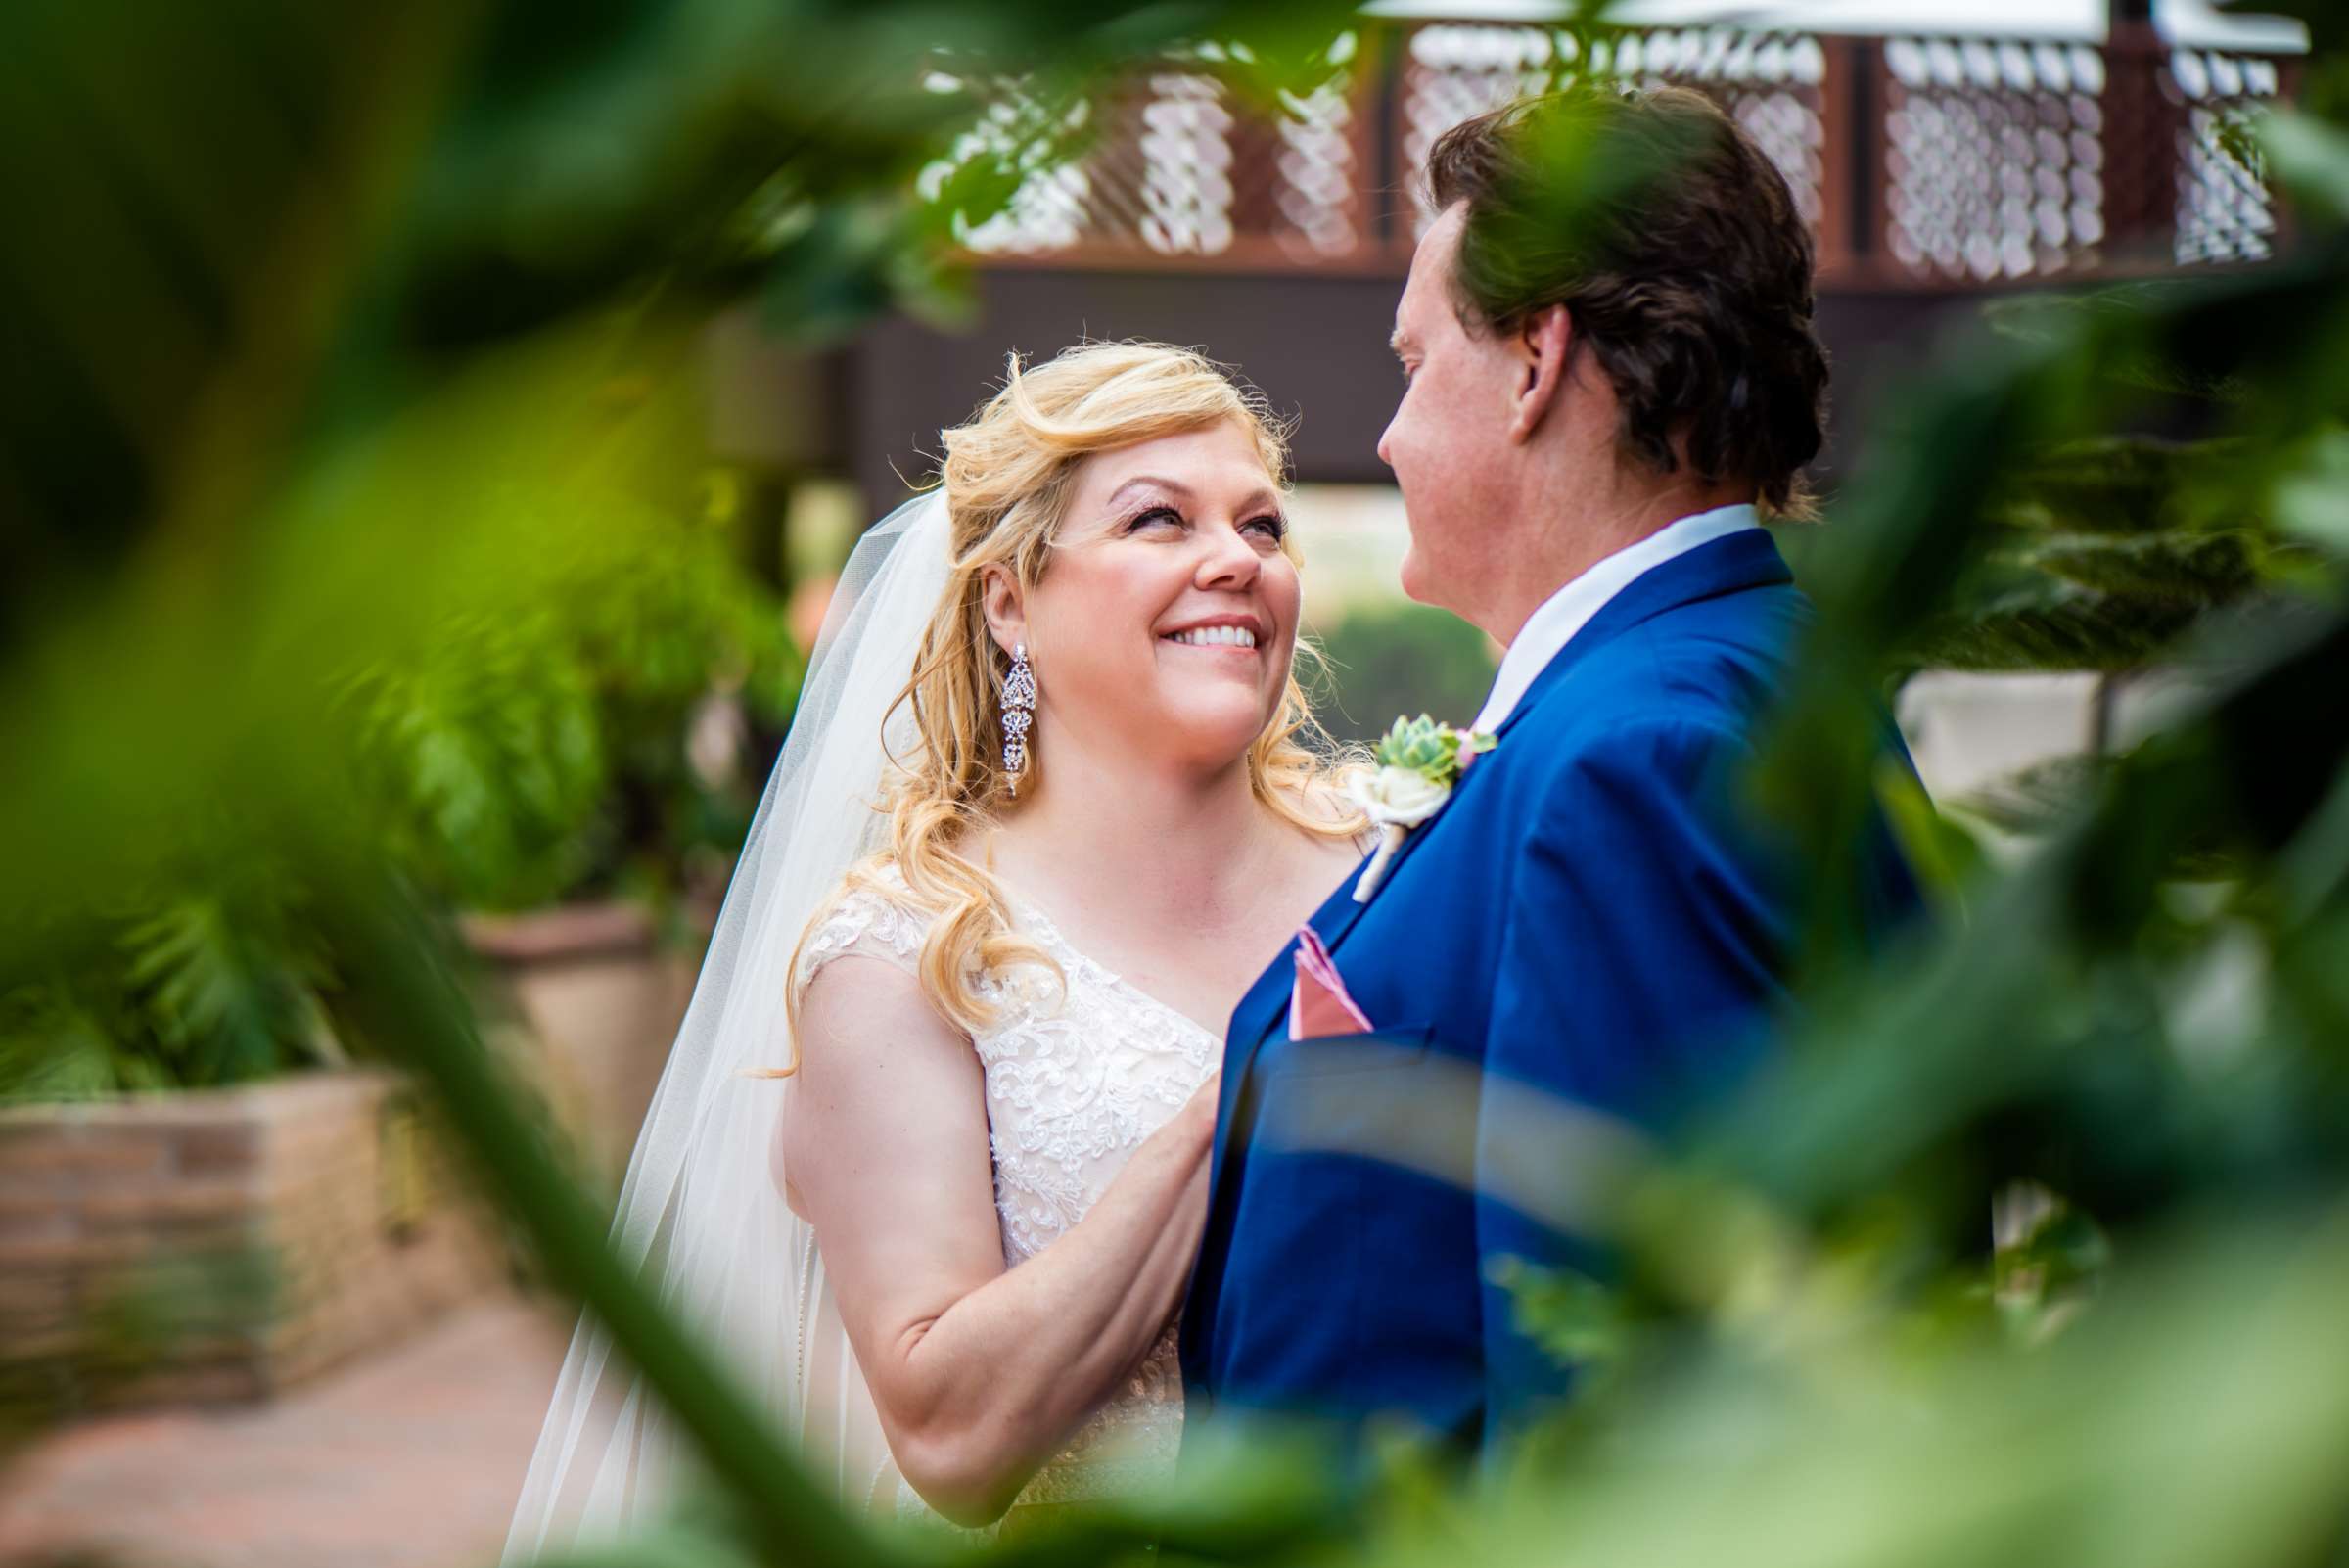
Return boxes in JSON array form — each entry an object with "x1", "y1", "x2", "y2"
[{"x1": 793, "y1": 861, "x2": 1221, "y2": 1527}]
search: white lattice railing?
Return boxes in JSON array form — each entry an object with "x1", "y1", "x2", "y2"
[
  {"x1": 1398, "y1": 25, "x2": 1830, "y2": 238},
  {"x1": 1881, "y1": 38, "x2": 2112, "y2": 281},
  {"x1": 2171, "y1": 47, "x2": 2283, "y2": 265},
  {"x1": 927, "y1": 22, "x2": 2296, "y2": 287}
]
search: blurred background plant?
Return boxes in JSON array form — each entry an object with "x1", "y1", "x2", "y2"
[
  {"x1": 0, "y1": 0, "x2": 1345, "y2": 1100},
  {"x1": 7, "y1": 0, "x2": 2349, "y2": 1566},
  {"x1": 2, "y1": 383, "x2": 804, "y2": 1097},
  {"x1": 1311, "y1": 599, "x2": 1497, "y2": 744}
]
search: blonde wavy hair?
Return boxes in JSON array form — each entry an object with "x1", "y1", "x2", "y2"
[{"x1": 768, "y1": 342, "x2": 1363, "y2": 1069}]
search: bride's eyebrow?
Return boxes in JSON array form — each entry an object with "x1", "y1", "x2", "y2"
[
  {"x1": 1104, "y1": 476, "x2": 1191, "y2": 510},
  {"x1": 1103, "y1": 477, "x2": 1281, "y2": 517}
]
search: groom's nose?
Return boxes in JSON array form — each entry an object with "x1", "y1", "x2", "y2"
[{"x1": 1376, "y1": 412, "x2": 1398, "y2": 470}]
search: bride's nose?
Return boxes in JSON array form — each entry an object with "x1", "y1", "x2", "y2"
[{"x1": 1193, "y1": 521, "x2": 1262, "y2": 591}]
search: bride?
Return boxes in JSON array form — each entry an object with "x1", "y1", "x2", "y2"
[{"x1": 503, "y1": 341, "x2": 1368, "y2": 1556}]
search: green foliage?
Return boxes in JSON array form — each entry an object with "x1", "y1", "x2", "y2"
[
  {"x1": 0, "y1": 984, "x2": 164, "y2": 1103},
  {"x1": 124, "y1": 886, "x2": 337, "y2": 1084},
  {"x1": 536, "y1": 469, "x2": 806, "y2": 909},
  {"x1": 0, "y1": 0, "x2": 1350, "y2": 1099},
  {"x1": 6, "y1": 2, "x2": 2349, "y2": 1566},
  {"x1": 1950, "y1": 753, "x2": 2115, "y2": 836},
  {"x1": 0, "y1": 381, "x2": 799, "y2": 1097},
  {"x1": 343, "y1": 608, "x2": 606, "y2": 910},
  {"x1": 1489, "y1": 1256, "x2": 1634, "y2": 1384},
  {"x1": 1313, "y1": 600, "x2": 1497, "y2": 745},
  {"x1": 1905, "y1": 437, "x2": 2309, "y2": 672},
  {"x1": 1988, "y1": 1184, "x2": 2110, "y2": 1340},
  {"x1": 2, "y1": 862, "x2": 339, "y2": 1100},
  {"x1": 340, "y1": 465, "x2": 803, "y2": 915}
]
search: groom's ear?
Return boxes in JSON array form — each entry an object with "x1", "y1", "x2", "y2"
[
  {"x1": 1506, "y1": 304, "x2": 1573, "y2": 446},
  {"x1": 979, "y1": 565, "x2": 1027, "y2": 655}
]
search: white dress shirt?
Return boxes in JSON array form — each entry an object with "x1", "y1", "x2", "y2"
[{"x1": 1470, "y1": 501, "x2": 1762, "y2": 735}]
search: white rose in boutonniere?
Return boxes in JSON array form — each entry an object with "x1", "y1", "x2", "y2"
[
  {"x1": 1355, "y1": 763, "x2": 1450, "y2": 826},
  {"x1": 1349, "y1": 715, "x2": 1497, "y2": 904}
]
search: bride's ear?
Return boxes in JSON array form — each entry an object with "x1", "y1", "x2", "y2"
[{"x1": 979, "y1": 565, "x2": 1027, "y2": 659}]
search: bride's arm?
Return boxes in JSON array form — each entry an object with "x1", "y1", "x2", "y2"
[{"x1": 781, "y1": 953, "x2": 1216, "y2": 1526}]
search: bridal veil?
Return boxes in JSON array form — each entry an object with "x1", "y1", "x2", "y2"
[{"x1": 501, "y1": 491, "x2": 951, "y2": 1560}]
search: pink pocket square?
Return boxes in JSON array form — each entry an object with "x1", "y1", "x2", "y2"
[{"x1": 1290, "y1": 925, "x2": 1373, "y2": 1040}]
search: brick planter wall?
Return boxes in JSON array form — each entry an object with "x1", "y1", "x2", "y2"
[
  {"x1": 0, "y1": 901, "x2": 700, "y2": 1419},
  {"x1": 0, "y1": 1070, "x2": 505, "y2": 1415}
]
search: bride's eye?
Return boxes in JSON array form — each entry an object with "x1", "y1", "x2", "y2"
[
  {"x1": 1244, "y1": 516, "x2": 1288, "y2": 545},
  {"x1": 1126, "y1": 506, "x2": 1184, "y2": 534}
]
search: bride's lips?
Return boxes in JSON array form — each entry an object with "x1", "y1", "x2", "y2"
[{"x1": 1156, "y1": 613, "x2": 1267, "y2": 658}]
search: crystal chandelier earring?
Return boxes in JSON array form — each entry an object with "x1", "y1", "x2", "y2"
[{"x1": 1001, "y1": 642, "x2": 1036, "y2": 797}]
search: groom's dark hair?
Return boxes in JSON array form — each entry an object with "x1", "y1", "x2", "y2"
[{"x1": 1426, "y1": 85, "x2": 1828, "y2": 518}]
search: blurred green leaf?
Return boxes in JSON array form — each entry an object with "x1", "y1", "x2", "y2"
[{"x1": 6, "y1": 6, "x2": 2349, "y2": 1567}]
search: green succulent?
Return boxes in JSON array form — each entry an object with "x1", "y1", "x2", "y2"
[{"x1": 1372, "y1": 714, "x2": 1495, "y2": 786}]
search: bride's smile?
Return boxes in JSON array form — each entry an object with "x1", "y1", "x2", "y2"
[
  {"x1": 1158, "y1": 616, "x2": 1264, "y2": 653},
  {"x1": 998, "y1": 419, "x2": 1302, "y2": 776}
]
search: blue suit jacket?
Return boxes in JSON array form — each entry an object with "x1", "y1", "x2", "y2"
[{"x1": 1178, "y1": 529, "x2": 1920, "y2": 1453}]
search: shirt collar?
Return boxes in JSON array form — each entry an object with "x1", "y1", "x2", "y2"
[{"x1": 1470, "y1": 502, "x2": 1762, "y2": 734}]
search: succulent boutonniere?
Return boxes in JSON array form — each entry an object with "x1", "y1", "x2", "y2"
[{"x1": 1348, "y1": 715, "x2": 1497, "y2": 904}]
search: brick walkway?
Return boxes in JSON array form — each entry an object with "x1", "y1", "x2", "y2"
[{"x1": 0, "y1": 1295, "x2": 572, "y2": 1568}]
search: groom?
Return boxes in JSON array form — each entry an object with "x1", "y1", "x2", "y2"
[{"x1": 1179, "y1": 86, "x2": 1921, "y2": 1451}]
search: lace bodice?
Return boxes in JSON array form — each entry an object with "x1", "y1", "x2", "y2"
[{"x1": 793, "y1": 864, "x2": 1221, "y2": 1519}]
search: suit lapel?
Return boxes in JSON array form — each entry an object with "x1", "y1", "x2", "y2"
[
  {"x1": 1198, "y1": 530, "x2": 1799, "y2": 1277},
  {"x1": 1207, "y1": 853, "x2": 1370, "y2": 1198},
  {"x1": 1316, "y1": 530, "x2": 1799, "y2": 943},
  {"x1": 1487, "y1": 526, "x2": 1795, "y2": 742}
]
